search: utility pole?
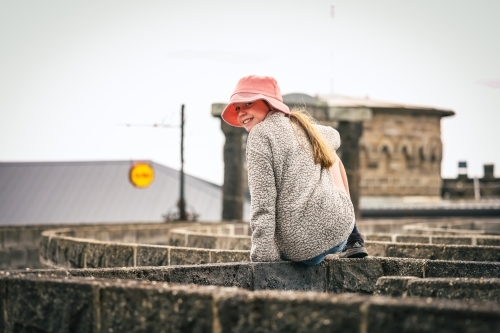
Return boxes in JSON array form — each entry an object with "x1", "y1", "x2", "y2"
[
  {"x1": 178, "y1": 104, "x2": 187, "y2": 220},
  {"x1": 119, "y1": 104, "x2": 189, "y2": 221}
]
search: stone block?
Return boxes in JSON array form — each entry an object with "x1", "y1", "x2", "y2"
[
  {"x1": 84, "y1": 242, "x2": 106, "y2": 268},
  {"x1": 0, "y1": 250, "x2": 10, "y2": 269},
  {"x1": 18, "y1": 228, "x2": 39, "y2": 247},
  {"x1": 0, "y1": 277, "x2": 5, "y2": 332},
  {"x1": 2, "y1": 229, "x2": 19, "y2": 249},
  {"x1": 100, "y1": 282, "x2": 214, "y2": 333},
  {"x1": 136, "y1": 245, "x2": 169, "y2": 267},
  {"x1": 365, "y1": 234, "x2": 392, "y2": 242},
  {"x1": 216, "y1": 236, "x2": 251, "y2": 251},
  {"x1": 169, "y1": 247, "x2": 210, "y2": 266},
  {"x1": 103, "y1": 243, "x2": 135, "y2": 268},
  {"x1": 252, "y1": 261, "x2": 327, "y2": 292},
  {"x1": 26, "y1": 247, "x2": 40, "y2": 267},
  {"x1": 374, "y1": 276, "x2": 420, "y2": 297},
  {"x1": 9, "y1": 249, "x2": 26, "y2": 269},
  {"x1": 424, "y1": 260, "x2": 500, "y2": 278},
  {"x1": 186, "y1": 233, "x2": 217, "y2": 249},
  {"x1": 38, "y1": 235, "x2": 50, "y2": 263},
  {"x1": 69, "y1": 267, "x2": 167, "y2": 282},
  {"x1": 210, "y1": 250, "x2": 250, "y2": 263},
  {"x1": 168, "y1": 263, "x2": 253, "y2": 289},
  {"x1": 477, "y1": 237, "x2": 500, "y2": 246},
  {"x1": 4, "y1": 276, "x2": 100, "y2": 333},
  {"x1": 396, "y1": 235, "x2": 430, "y2": 244},
  {"x1": 386, "y1": 243, "x2": 443, "y2": 260},
  {"x1": 136, "y1": 228, "x2": 169, "y2": 245},
  {"x1": 407, "y1": 278, "x2": 500, "y2": 302},
  {"x1": 432, "y1": 236, "x2": 472, "y2": 245},
  {"x1": 217, "y1": 291, "x2": 364, "y2": 333},
  {"x1": 367, "y1": 296, "x2": 500, "y2": 333},
  {"x1": 85, "y1": 242, "x2": 135, "y2": 268},
  {"x1": 328, "y1": 257, "x2": 384, "y2": 293},
  {"x1": 168, "y1": 232, "x2": 186, "y2": 247},
  {"x1": 441, "y1": 245, "x2": 500, "y2": 262},
  {"x1": 47, "y1": 236, "x2": 59, "y2": 265},
  {"x1": 56, "y1": 238, "x2": 86, "y2": 268},
  {"x1": 365, "y1": 241, "x2": 387, "y2": 257},
  {"x1": 379, "y1": 257, "x2": 426, "y2": 277}
]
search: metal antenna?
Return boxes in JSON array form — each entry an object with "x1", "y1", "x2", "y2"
[{"x1": 118, "y1": 104, "x2": 188, "y2": 221}]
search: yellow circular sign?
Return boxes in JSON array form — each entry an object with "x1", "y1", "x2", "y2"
[{"x1": 129, "y1": 162, "x2": 154, "y2": 188}]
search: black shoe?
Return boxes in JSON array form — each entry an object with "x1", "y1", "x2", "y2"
[{"x1": 339, "y1": 232, "x2": 368, "y2": 258}]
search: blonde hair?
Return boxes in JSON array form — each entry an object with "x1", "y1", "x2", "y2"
[{"x1": 288, "y1": 108, "x2": 335, "y2": 169}]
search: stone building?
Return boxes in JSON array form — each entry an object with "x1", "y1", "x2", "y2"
[{"x1": 442, "y1": 163, "x2": 500, "y2": 199}]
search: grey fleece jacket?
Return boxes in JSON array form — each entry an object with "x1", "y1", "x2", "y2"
[{"x1": 246, "y1": 111, "x2": 355, "y2": 262}]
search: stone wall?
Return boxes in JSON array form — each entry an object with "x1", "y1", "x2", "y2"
[{"x1": 360, "y1": 110, "x2": 444, "y2": 197}]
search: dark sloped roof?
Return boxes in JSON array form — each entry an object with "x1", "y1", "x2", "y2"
[{"x1": 0, "y1": 161, "x2": 222, "y2": 225}]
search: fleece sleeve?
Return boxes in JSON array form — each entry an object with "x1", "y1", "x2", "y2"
[
  {"x1": 314, "y1": 124, "x2": 341, "y2": 151},
  {"x1": 246, "y1": 128, "x2": 281, "y2": 262}
]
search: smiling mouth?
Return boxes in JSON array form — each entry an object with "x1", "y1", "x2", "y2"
[{"x1": 242, "y1": 117, "x2": 253, "y2": 125}]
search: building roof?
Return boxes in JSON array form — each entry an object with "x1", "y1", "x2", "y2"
[
  {"x1": 0, "y1": 161, "x2": 223, "y2": 225},
  {"x1": 283, "y1": 93, "x2": 455, "y2": 117}
]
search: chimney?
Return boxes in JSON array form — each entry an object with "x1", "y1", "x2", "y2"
[
  {"x1": 483, "y1": 164, "x2": 495, "y2": 181},
  {"x1": 458, "y1": 161, "x2": 468, "y2": 179}
]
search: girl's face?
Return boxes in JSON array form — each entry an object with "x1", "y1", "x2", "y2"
[{"x1": 233, "y1": 100, "x2": 270, "y2": 132}]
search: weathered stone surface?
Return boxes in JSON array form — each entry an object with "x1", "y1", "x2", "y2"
[
  {"x1": 169, "y1": 247, "x2": 210, "y2": 266},
  {"x1": 2, "y1": 229, "x2": 19, "y2": 249},
  {"x1": 4, "y1": 276, "x2": 99, "y2": 333},
  {"x1": 217, "y1": 291, "x2": 363, "y2": 333},
  {"x1": 386, "y1": 243, "x2": 442, "y2": 260},
  {"x1": 328, "y1": 257, "x2": 425, "y2": 294},
  {"x1": 168, "y1": 232, "x2": 187, "y2": 247},
  {"x1": 367, "y1": 296, "x2": 500, "y2": 333},
  {"x1": 374, "y1": 276, "x2": 420, "y2": 297},
  {"x1": 408, "y1": 278, "x2": 500, "y2": 302},
  {"x1": 8, "y1": 248, "x2": 26, "y2": 269},
  {"x1": 100, "y1": 282, "x2": 214, "y2": 333},
  {"x1": 365, "y1": 234, "x2": 392, "y2": 242},
  {"x1": 38, "y1": 235, "x2": 50, "y2": 263},
  {"x1": 167, "y1": 263, "x2": 253, "y2": 289},
  {"x1": 136, "y1": 245, "x2": 169, "y2": 266},
  {"x1": 210, "y1": 249, "x2": 250, "y2": 263},
  {"x1": 56, "y1": 237, "x2": 86, "y2": 268},
  {"x1": 379, "y1": 257, "x2": 426, "y2": 277},
  {"x1": 85, "y1": 242, "x2": 135, "y2": 268},
  {"x1": 425, "y1": 260, "x2": 500, "y2": 278},
  {"x1": 68, "y1": 267, "x2": 167, "y2": 282},
  {"x1": 252, "y1": 261, "x2": 327, "y2": 292},
  {"x1": 477, "y1": 237, "x2": 500, "y2": 246},
  {"x1": 26, "y1": 247, "x2": 41, "y2": 268},
  {"x1": 47, "y1": 236, "x2": 59, "y2": 264},
  {"x1": 441, "y1": 245, "x2": 500, "y2": 262},
  {"x1": 0, "y1": 250, "x2": 10, "y2": 269},
  {"x1": 216, "y1": 236, "x2": 251, "y2": 251},
  {"x1": 328, "y1": 257, "x2": 383, "y2": 293},
  {"x1": 432, "y1": 236, "x2": 472, "y2": 245},
  {"x1": 186, "y1": 233, "x2": 217, "y2": 249},
  {"x1": 364, "y1": 241, "x2": 387, "y2": 257},
  {"x1": 0, "y1": 277, "x2": 6, "y2": 332},
  {"x1": 396, "y1": 235, "x2": 430, "y2": 244}
]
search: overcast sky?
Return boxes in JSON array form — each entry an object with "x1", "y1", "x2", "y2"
[{"x1": 1, "y1": 0, "x2": 499, "y2": 185}]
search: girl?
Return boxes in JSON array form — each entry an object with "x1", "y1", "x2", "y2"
[{"x1": 221, "y1": 75, "x2": 368, "y2": 265}]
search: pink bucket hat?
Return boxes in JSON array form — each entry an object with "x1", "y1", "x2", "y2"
[{"x1": 221, "y1": 75, "x2": 291, "y2": 127}]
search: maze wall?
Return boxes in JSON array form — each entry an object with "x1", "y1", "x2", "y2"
[{"x1": 1, "y1": 218, "x2": 500, "y2": 332}]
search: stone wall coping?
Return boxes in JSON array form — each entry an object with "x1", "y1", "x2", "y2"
[{"x1": 2, "y1": 268, "x2": 500, "y2": 333}]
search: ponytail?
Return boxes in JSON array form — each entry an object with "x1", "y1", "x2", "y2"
[{"x1": 288, "y1": 108, "x2": 336, "y2": 169}]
